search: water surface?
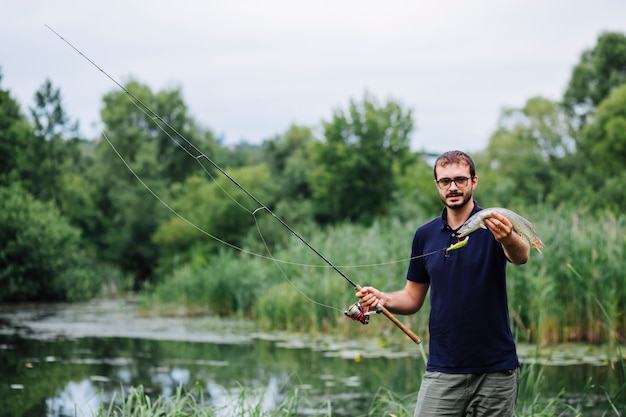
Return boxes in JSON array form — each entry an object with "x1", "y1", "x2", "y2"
[{"x1": 0, "y1": 299, "x2": 621, "y2": 416}]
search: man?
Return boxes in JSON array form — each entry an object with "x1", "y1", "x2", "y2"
[{"x1": 357, "y1": 150, "x2": 529, "y2": 416}]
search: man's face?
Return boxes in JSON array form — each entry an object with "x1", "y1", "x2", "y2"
[{"x1": 434, "y1": 163, "x2": 476, "y2": 210}]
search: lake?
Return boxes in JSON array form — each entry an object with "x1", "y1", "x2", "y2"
[{"x1": 0, "y1": 299, "x2": 623, "y2": 416}]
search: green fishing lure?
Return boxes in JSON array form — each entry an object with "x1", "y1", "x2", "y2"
[{"x1": 446, "y1": 236, "x2": 469, "y2": 252}]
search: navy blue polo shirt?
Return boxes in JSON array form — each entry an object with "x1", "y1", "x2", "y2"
[{"x1": 407, "y1": 202, "x2": 519, "y2": 374}]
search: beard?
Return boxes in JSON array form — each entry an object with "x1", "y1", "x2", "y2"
[{"x1": 441, "y1": 190, "x2": 473, "y2": 210}]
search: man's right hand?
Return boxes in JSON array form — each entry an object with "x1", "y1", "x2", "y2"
[{"x1": 355, "y1": 286, "x2": 384, "y2": 309}]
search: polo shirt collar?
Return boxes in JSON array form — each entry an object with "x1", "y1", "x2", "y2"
[{"x1": 439, "y1": 201, "x2": 483, "y2": 231}]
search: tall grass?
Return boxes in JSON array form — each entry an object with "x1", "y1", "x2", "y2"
[
  {"x1": 96, "y1": 383, "x2": 303, "y2": 417},
  {"x1": 143, "y1": 205, "x2": 626, "y2": 346},
  {"x1": 94, "y1": 358, "x2": 626, "y2": 417},
  {"x1": 507, "y1": 206, "x2": 626, "y2": 345}
]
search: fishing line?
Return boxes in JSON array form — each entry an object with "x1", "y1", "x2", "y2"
[
  {"x1": 105, "y1": 131, "x2": 449, "y2": 318},
  {"x1": 103, "y1": 130, "x2": 341, "y2": 313},
  {"x1": 46, "y1": 25, "x2": 442, "y2": 343},
  {"x1": 104, "y1": 131, "x2": 442, "y2": 272},
  {"x1": 251, "y1": 216, "x2": 343, "y2": 313},
  {"x1": 104, "y1": 131, "x2": 441, "y2": 315},
  {"x1": 44, "y1": 25, "x2": 442, "y2": 270},
  {"x1": 45, "y1": 24, "x2": 355, "y2": 285}
]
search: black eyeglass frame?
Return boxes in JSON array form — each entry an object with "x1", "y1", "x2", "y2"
[{"x1": 435, "y1": 176, "x2": 473, "y2": 190}]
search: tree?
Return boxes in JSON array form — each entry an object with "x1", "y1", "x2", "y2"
[
  {"x1": 28, "y1": 79, "x2": 83, "y2": 203},
  {"x1": 263, "y1": 124, "x2": 316, "y2": 202},
  {"x1": 580, "y1": 84, "x2": 626, "y2": 172},
  {"x1": 563, "y1": 31, "x2": 626, "y2": 127},
  {"x1": 0, "y1": 184, "x2": 98, "y2": 301},
  {"x1": 476, "y1": 97, "x2": 573, "y2": 207},
  {"x1": 101, "y1": 79, "x2": 217, "y2": 184},
  {"x1": 568, "y1": 84, "x2": 626, "y2": 211},
  {"x1": 213, "y1": 140, "x2": 265, "y2": 169},
  {"x1": 391, "y1": 151, "x2": 442, "y2": 220},
  {"x1": 0, "y1": 70, "x2": 37, "y2": 188},
  {"x1": 89, "y1": 134, "x2": 168, "y2": 288},
  {"x1": 30, "y1": 78, "x2": 79, "y2": 141},
  {"x1": 153, "y1": 164, "x2": 277, "y2": 268},
  {"x1": 93, "y1": 80, "x2": 220, "y2": 287},
  {"x1": 310, "y1": 92, "x2": 414, "y2": 224}
]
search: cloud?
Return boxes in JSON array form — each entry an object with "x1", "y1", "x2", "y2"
[{"x1": 2, "y1": 0, "x2": 625, "y2": 151}]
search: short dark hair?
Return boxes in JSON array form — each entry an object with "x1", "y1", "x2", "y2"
[{"x1": 433, "y1": 150, "x2": 476, "y2": 179}]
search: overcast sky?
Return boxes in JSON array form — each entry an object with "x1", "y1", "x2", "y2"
[{"x1": 2, "y1": 0, "x2": 625, "y2": 153}]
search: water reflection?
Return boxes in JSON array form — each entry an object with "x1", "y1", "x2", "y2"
[
  {"x1": 46, "y1": 380, "x2": 101, "y2": 417},
  {"x1": 1, "y1": 334, "x2": 416, "y2": 417}
]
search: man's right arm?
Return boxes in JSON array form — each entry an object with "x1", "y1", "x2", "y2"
[{"x1": 356, "y1": 280, "x2": 429, "y2": 315}]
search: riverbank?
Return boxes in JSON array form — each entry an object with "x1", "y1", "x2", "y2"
[
  {"x1": 0, "y1": 297, "x2": 255, "y2": 344},
  {"x1": 2, "y1": 297, "x2": 622, "y2": 365}
]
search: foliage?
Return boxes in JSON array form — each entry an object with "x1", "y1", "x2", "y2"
[
  {"x1": 92, "y1": 80, "x2": 220, "y2": 288},
  {"x1": 30, "y1": 78, "x2": 79, "y2": 141},
  {"x1": 474, "y1": 97, "x2": 573, "y2": 208},
  {"x1": 143, "y1": 248, "x2": 267, "y2": 317},
  {"x1": 548, "y1": 84, "x2": 626, "y2": 212},
  {"x1": 391, "y1": 151, "x2": 442, "y2": 220},
  {"x1": 153, "y1": 163, "x2": 278, "y2": 268},
  {"x1": 149, "y1": 217, "x2": 430, "y2": 337},
  {"x1": 28, "y1": 79, "x2": 86, "y2": 204},
  {"x1": 262, "y1": 124, "x2": 316, "y2": 202},
  {"x1": 0, "y1": 74, "x2": 41, "y2": 190},
  {"x1": 506, "y1": 206, "x2": 626, "y2": 345},
  {"x1": 101, "y1": 79, "x2": 217, "y2": 184},
  {"x1": 310, "y1": 92, "x2": 414, "y2": 224},
  {"x1": 3, "y1": 30, "x2": 626, "y2": 326},
  {"x1": 364, "y1": 388, "x2": 417, "y2": 417},
  {"x1": 214, "y1": 140, "x2": 265, "y2": 169},
  {"x1": 89, "y1": 136, "x2": 169, "y2": 288},
  {"x1": 0, "y1": 184, "x2": 98, "y2": 301},
  {"x1": 4, "y1": 31, "x2": 626, "y2": 417},
  {"x1": 563, "y1": 31, "x2": 626, "y2": 126},
  {"x1": 95, "y1": 383, "x2": 315, "y2": 417},
  {"x1": 146, "y1": 204, "x2": 626, "y2": 347},
  {"x1": 582, "y1": 84, "x2": 626, "y2": 170}
]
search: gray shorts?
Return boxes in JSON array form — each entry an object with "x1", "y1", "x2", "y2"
[{"x1": 414, "y1": 368, "x2": 520, "y2": 417}]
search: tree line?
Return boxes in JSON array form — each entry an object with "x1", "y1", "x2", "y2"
[{"x1": 1, "y1": 31, "x2": 625, "y2": 303}]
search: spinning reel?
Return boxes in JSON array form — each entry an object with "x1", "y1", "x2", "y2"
[{"x1": 344, "y1": 302, "x2": 382, "y2": 325}]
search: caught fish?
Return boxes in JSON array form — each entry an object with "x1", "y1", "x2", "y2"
[{"x1": 455, "y1": 208, "x2": 544, "y2": 253}]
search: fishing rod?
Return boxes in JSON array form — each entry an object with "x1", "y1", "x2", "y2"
[{"x1": 45, "y1": 25, "x2": 422, "y2": 344}]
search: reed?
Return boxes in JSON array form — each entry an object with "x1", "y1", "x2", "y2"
[
  {"x1": 252, "y1": 217, "x2": 431, "y2": 339},
  {"x1": 93, "y1": 372, "x2": 626, "y2": 416},
  {"x1": 364, "y1": 387, "x2": 417, "y2": 416},
  {"x1": 95, "y1": 382, "x2": 306, "y2": 417},
  {"x1": 507, "y1": 205, "x2": 626, "y2": 345},
  {"x1": 260, "y1": 205, "x2": 622, "y2": 346},
  {"x1": 144, "y1": 205, "x2": 626, "y2": 346},
  {"x1": 96, "y1": 383, "x2": 213, "y2": 417}
]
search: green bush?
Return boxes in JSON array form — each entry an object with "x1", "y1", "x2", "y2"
[{"x1": 0, "y1": 184, "x2": 98, "y2": 301}]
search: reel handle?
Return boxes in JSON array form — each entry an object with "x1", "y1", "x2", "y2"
[{"x1": 355, "y1": 285, "x2": 422, "y2": 344}]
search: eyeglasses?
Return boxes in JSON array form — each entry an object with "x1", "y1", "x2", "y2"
[{"x1": 435, "y1": 176, "x2": 472, "y2": 190}]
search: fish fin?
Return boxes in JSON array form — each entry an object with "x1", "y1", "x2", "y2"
[
  {"x1": 532, "y1": 239, "x2": 544, "y2": 254},
  {"x1": 519, "y1": 216, "x2": 538, "y2": 233}
]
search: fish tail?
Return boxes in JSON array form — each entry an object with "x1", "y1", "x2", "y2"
[{"x1": 531, "y1": 238, "x2": 544, "y2": 254}]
